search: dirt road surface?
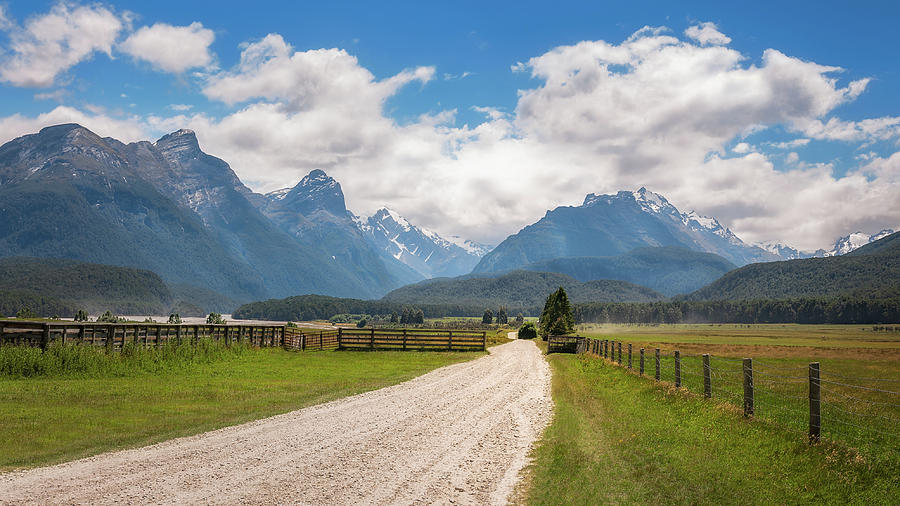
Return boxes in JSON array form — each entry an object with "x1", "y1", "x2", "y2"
[{"x1": 0, "y1": 339, "x2": 552, "y2": 505}]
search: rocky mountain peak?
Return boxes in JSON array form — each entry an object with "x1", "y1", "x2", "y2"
[
  {"x1": 281, "y1": 169, "x2": 347, "y2": 216},
  {"x1": 154, "y1": 128, "x2": 200, "y2": 156}
]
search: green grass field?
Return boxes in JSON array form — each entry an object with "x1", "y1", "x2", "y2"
[
  {"x1": 520, "y1": 324, "x2": 900, "y2": 503},
  {"x1": 0, "y1": 342, "x2": 483, "y2": 471}
]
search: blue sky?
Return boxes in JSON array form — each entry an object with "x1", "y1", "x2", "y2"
[{"x1": 0, "y1": 1, "x2": 898, "y2": 249}]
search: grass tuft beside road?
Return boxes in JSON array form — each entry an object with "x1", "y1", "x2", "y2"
[
  {"x1": 0, "y1": 343, "x2": 484, "y2": 471},
  {"x1": 523, "y1": 352, "x2": 898, "y2": 505}
]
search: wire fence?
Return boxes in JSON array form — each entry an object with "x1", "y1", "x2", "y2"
[{"x1": 574, "y1": 337, "x2": 900, "y2": 454}]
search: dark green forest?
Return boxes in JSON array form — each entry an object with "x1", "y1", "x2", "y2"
[
  {"x1": 381, "y1": 270, "x2": 664, "y2": 308},
  {"x1": 522, "y1": 246, "x2": 736, "y2": 296},
  {"x1": 0, "y1": 257, "x2": 234, "y2": 316},
  {"x1": 685, "y1": 232, "x2": 899, "y2": 300},
  {"x1": 574, "y1": 297, "x2": 900, "y2": 324}
]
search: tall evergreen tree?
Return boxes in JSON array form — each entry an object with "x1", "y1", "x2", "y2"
[
  {"x1": 482, "y1": 308, "x2": 494, "y2": 324},
  {"x1": 540, "y1": 287, "x2": 575, "y2": 338}
]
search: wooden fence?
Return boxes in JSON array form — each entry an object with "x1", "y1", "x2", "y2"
[
  {"x1": 0, "y1": 321, "x2": 486, "y2": 353},
  {"x1": 284, "y1": 327, "x2": 486, "y2": 352},
  {"x1": 0, "y1": 321, "x2": 285, "y2": 350},
  {"x1": 547, "y1": 335, "x2": 585, "y2": 354},
  {"x1": 338, "y1": 328, "x2": 486, "y2": 351},
  {"x1": 575, "y1": 336, "x2": 900, "y2": 450}
]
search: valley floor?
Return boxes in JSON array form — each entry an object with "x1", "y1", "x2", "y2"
[{"x1": 0, "y1": 340, "x2": 551, "y2": 505}]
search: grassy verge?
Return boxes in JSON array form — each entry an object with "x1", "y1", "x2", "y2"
[
  {"x1": 0, "y1": 343, "x2": 482, "y2": 471},
  {"x1": 523, "y1": 353, "x2": 898, "y2": 504}
]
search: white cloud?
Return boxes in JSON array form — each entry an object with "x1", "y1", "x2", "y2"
[
  {"x1": 203, "y1": 34, "x2": 433, "y2": 112},
  {"x1": 33, "y1": 89, "x2": 69, "y2": 101},
  {"x1": 0, "y1": 3, "x2": 124, "y2": 87},
  {"x1": 768, "y1": 138, "x2": 810, "y2": 149},
  {"x1": 168, "y1": 104, "x2": 194, "y2": 111},
  {"x1": 685, "y1": 22, "x2": 731, "y2": 46},
  {"x1": 0, "y1": 106, "x2": 147, "y2": 146},
  {"x1": 795, "y1": 115, "x2": 900, "y2": 142},
  {"x1": 119, "y1": 22, "x2": 215, "y2": 73},
  {"x1": 733, "y1": 142, "x2": 751, "y2": 154}
]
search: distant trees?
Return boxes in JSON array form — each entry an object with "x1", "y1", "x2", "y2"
[
  {"x1": 16, "y1": 307, "x2": 38, "y2": 319},
  {"x1": 482, "y1": 309, "x2": 493, "y2": 324},
  {"x1": 539, "y1": 287, "x2": 575, "y2": 338},
  {"x1": 167, "y1": 313, "x2": 182, "y2": 324},
  {"x1": 496, "y1": 306, "x2": 508, "y2": 325},
  {"x1": 97, "y1": 311, "x2": 125, "y2": 323},
  {"x1": 356, "y1": 318, "x2": 368, "y2": 328},
  {"x1": 390, "y1": 312, "x2": 399, "y2": 323},
  {"x1": 207, "y1": 312, "x2": 226, "y2": 324},
  {"x1": 515, "y1": 313, "x2": 524, "y2": 327},
  {"x1": 74, "y1": 309, "x2": 90, "y2": 322}
]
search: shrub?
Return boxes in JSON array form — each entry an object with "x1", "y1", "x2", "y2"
[
  {"x1": 518, "y1": 322, "x2": 537, "y2": 339},
  {"x1": 356, "y1": 318, "x2": 368, "y2": 328},
  {"x1": 206, "y1": 312, "x2": 226, "y2": 325}
]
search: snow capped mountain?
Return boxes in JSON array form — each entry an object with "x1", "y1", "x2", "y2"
[
  {"x1": 826, "y1": 229, "x2": 895, "y2": 257},
  {"x1": 475, "y1": 187, "x2": 779, "y2": 273},
  {"x1": 359, "y1": 207, "x2": 490, "y2": 278}
]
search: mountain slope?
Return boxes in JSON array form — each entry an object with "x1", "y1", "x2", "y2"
[
  {"x1": 0, "y1": 256, "x2": 173, "y2": 315},
  {"x1": 381, "y1": 270, "x2": 664, "y2": 309},
  {"x1": 473, "y1": 187, "x2": 777, "y2": 274},
  {"x1": 0, "y1": 123, "x2": 423, "y2": 303},
  {"x1": 259, "y1": 170, "x2": 422, "y2": 297},
  {"x1": 521, "y1": 246, "x2": 736, "y2": 296},
  {"x1": 0, "y1": 124, "x2": 268, "y2": 301},
  {"x1": 359, "y1": 207, "x2": 489, "y2": 278},
  {"x1": 685, "y1": 231, "x2": 900, "y2": 301}
]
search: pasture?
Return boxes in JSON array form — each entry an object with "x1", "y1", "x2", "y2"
[{"x1": 520, "y1": 324, "x2": 899, "y2": 503}]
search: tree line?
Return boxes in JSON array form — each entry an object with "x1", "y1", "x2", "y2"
[{"x1": 574, "y1": 297, "x2": 900, "y2": 324}]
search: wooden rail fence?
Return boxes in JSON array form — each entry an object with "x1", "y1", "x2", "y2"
[
  {"x1": 0, "y1": 321, "x2": 285, "y2": 350},
  {"x1": 0, "y1": 321, "x2": 486, "y2": 353},
  {"x1": 284, "y1": 327, "x2": 486, "y2": 352}
]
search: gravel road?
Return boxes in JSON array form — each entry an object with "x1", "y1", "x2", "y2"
[{"x1": 0, "y1": 339, "x2": 552, "y2": 505}]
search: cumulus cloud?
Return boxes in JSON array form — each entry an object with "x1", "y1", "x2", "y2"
[
  {"x1": 119, "y1": 22, "x2": 215, "y2": 73},
  {"x1": 733, "y1": 142, "x2": 752, "y2": 154},
  {"x1": 685, "y1": 22, "x2": 731, "y2": 45},
  {"x1": 0, "y1": 3, "x2": 124, "y2": 87},
  {"x1": 203, "y1": 34, "x2": 433, "y2": 112},
  {"x1": 795, "y1": 115, "x2": 900, "y2": 142},
  {"x1": 0, "y1": 106, "x2": 147, "y2": 145}
]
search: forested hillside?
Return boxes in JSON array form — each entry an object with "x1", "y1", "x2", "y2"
[
  {"x1": 381, "y1": 270, "x2": 664, "y2": 308},
  {"x1": 522, "y1": 246, "x2": 736, "y2": 296},
  {"x1": 685, "y1": 231, "x2": 900, "y2": 301},
  {"x1": 0, "y1": 257, "x2": 234, "y2": 316}
]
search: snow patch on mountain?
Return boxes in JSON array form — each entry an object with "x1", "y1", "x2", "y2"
[
  {"x1": 358, "y1": 207, "x2": 489, "y2": 278},
  {"x1": 826, "y1": 229, "x2": 895, "y2": 256}
]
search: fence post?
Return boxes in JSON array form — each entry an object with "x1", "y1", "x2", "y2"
[
  {"x1": 743, "y1": 358, "x2": 754, "y2": 417},
  {"x1": 371, "y1": 328, "x2": 375, "y2": 350},
  {"x1": 449, "y1": 330, "x2": 453, "y2": 351},
  {"x1": 674, "y1": 350, "x2": 681, "y2": 388},
  {"x1": 809, "y1": 362, "x2": 821, "y2": 444},
  {"x1": 482, "y1": 331, "x2": 486, "y2": 351},
  {"x1": 640, "y1": 348, "x2": 645, "y2": 376},
  {"x1": 176, "y1": 325, "x2": 182, "y2": 345},
  {"x1": 402, "y1": 329, "x2": 407, "y2": 351},
  {"x1": 655, "y1": 348, "x2": 660, "y2": 381},
  {"x1": 155, "y1": 326, "x2": 161, "y2": 348},
  {"x1": 703, "y1": 354, "x2": 711, "y2": 398},
  {"x1": 41, "y1": 323, "x2": 50, "y2": 350},
  {"x1": 617, "y1": 342, "x2": 622, "y2": 364},
  {"x1": 107, "y1": 325, "x2": 115, "y2": 352},
  {"x1": 628, "y1": 343, "x2": 632, "y2": 369}
]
